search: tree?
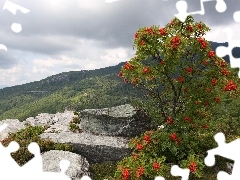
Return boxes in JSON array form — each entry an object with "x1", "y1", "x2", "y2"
[{"x1": 115, "y1": 15, "x2": 240, "y2": 179}]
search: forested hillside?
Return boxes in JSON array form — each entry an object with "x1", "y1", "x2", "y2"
[
  {"x1": 0, "y1": 62, "x2": 145, "y2": 121},
  {"x1": 0, "y1": 41, "x2": 239, "y2": 121}
]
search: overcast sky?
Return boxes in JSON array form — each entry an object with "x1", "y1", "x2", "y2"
[{"x1": 0, "y1": 0, "x2": 239, "y2": 88}]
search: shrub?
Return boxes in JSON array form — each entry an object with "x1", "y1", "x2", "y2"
[
  {"x1": 89, "y1": 161, "x2": 117, "y2": 180},
  {"x1": 69, "y1": 115, "x2": 82, "y2": 133},
  {"x1": 116, "y1": 15, "x2": 240, "y2": 179},
  {"x1": 1, "y1": 125, "x2": 73, "y2": 166}
]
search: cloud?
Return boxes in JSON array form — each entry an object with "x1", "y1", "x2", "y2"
[
  {"x1": 0, "y1": 50, "x2": 19, "y2": 68},
  {"x1": 0, "y1": 64, "x2": 24, "y2": 85},
  {"x1": 0, "y1": 0, "x2": 239, "y2": 88},
  {"x1": 100, "y1": 47, "x2": 129, "y2": 64}
]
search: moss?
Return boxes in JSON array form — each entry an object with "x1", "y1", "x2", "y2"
[
  {"x1": 1, "y1": 125, "x2": 73, "y2": 166},
  {"x1": 89, "y1": 161, "x2": 117, "y2": 180}
]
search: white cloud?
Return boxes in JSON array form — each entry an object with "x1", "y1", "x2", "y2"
[
  {"x1": 33, "y1": 57, "x2": 78, "y2": 68},
  {"x1": 204, "y1": 23, "x2": 240, "y2": 43},
  {"x1": 1, "y1": 0, "x2": 239, "y2": 88},
  {"x1": 100, "y1": 47, "x2": 129, "y2": 64},
  {"x1": 0, "y1": 65, "x2": 24, "y2": 85}
]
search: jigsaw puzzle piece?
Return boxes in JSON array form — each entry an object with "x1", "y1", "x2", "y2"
[
  {"x1": 2, "y1": 0, "x2": 30, "y2": 33},
  {"x1": 154, "y1": 176, "x2": 165, "y2": 180},
  {"x1": 216, "y1": 159, "x2": 240, "y2": 179},
  {"x1": 2, "y1": 0, "x2": 30, "y2": 15},
  {"x1": 215, "y1": 28, "x2": 240, "y2": 77},
  {"x1": 21, "y1": 142, "x2": 43, "y2": 174},
  {"x1": 175, "y1": 0, "x2": 227, "y2": 22},
  {"x1": 81, "y1": 175, "x2": 92, "y2": 180},
  {"x1": 175, "y1": 0, "x2": 189, "y2": 22},
  {"x1": 215, "y1": 0, "x2": 227, "y2": 13},
  {"x1": 205, "y1": 132, "x2": 240, "y2": 165},
  {"x1": 233, "y1": 11, "x2": 240, "y2": 23},
  {"x1": 217, "y1": 171, "x2": 233, "y2": 180},
  {"x1": 19, "y1": 146, "x2": 71, "y2": 180},
  {"x1": 0, "y1": 141, "x2": 21, "y2": 176},
  {"x1": 205, "y1": 132, "x2": 240, "y2": 179},
  {"x1": 171, "y1": 165, "x2": 190, "y2": 180}
]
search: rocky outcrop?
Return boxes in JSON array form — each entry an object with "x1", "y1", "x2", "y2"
[
  {"x1": 79, "y1": 104, "x2": 157, "y2": 137},
  {"x1": 40, "y1": 132, "x2": 131, "y2": 164},
  {"x1": 0, "y1": 104, "x2": 155, "y2": 179}
]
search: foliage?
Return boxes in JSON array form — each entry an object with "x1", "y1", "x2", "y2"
[
  {"x1": 1, "y1": 125, "x2": 73, "y2": 166},
  {"x1": 0, "y1": 72, "x2": 144, "y2": 121},
  {"x1": 89, "y1": 161, "x2": 117, "y2": 180},
  {"x1": 69, "y1": 116, "x2": 82, "y2": 133},
  {"x1": 115, "y1": 15, "x2": 240, "y2": 179}
]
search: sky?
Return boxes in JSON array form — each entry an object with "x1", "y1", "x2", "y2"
[{"x1": 0, "y1": 0, "x2": 239, "y2": 88}]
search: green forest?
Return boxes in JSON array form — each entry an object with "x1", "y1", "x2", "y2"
[{"x1": 0, "y1": 62, "x2": 146, "y2": 121}]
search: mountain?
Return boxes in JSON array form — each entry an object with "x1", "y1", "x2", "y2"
[
  {"x1": 0, "y1": 41, "x2": 238, "y2": 121},
  {"x1": 0, "y1": 62, "x2": 146, "y2": 121}
]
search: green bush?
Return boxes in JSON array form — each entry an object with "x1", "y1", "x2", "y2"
[
  {"x1": 69, "y1": 114, "x2": 82, "y2": 133},
  {"x1": 72, "y1": 116, "x2": 81, "y2": 124},
  {"x1": 89, "y1": 161, "x2": 117, "y2": 180},
  {"x1": 1, "y1": 125, "x2": 73, "y2": 166},
  {"x1": 69, "y1": 122, "x2": 82, "y2": 133}
]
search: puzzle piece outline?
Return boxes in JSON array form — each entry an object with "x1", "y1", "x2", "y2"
[
  {"x1": 175, "y1": 0, "x2": 227, "y2": 22},
  {"x1": 215, "y1": 28, "x2": 240, "y2": 77},
  {"x1": 0, "y1": 0, "x2": 240, "y2": 179},
  {"x1": 0, "y1": 124, "x2": 71, "y2": 180},
  {"x1": 205, "y1": 132, "x2": 240, "y2": 180},
  {"x1": 0, "y1": 0, "x2": 30, "y2": 51}
]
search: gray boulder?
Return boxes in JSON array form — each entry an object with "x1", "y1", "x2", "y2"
[
  {"x1": 40, "y1": 132, "x2": 132, "y2": 164},
  {"x1": 42, "y1": 150, "x2": 90, "y2": 180},
  {"x1": 79, "y1": 104, "x2": 156, "y2": 137},
  {"x1": 25, "y1": 111, "x2": 77, "y2": 133}
]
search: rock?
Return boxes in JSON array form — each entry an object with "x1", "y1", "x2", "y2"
[
  {"x1": 0, "y1": 104, "x2": 155, "y2": 177},
  {"x1": 42, "y1": 150, "x2": 90, "y2": 180},
  {"x1": 25, "y1": 111, "x2": 76, "y2": 133},
  {"x1": 0, "y1": 119, "x2": 26, "y2": 141},
  {"x1": 79, "y1": 104, "x2": 156, "y2": 137},
  {"x1": 40, "y1": 132, "x2": 132, "y2": 164}
]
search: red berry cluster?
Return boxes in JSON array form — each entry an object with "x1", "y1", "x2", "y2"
[
  {"x1": 153, "y1": 162, "x2": 161, "y2": 171},
  {"x1": 211, "y1": 78, "x2": 217, "y2": 86},
  {"x1": 123, "y1": 62, "x2": 134, "y2": 70},
  {"x1": 142, "y1": 67, "x2": 151, "y2": 74},
  {"x1": 197, "y1": 37, "x2": 207, "y2": 49},
  {"x1": 170, "y1": 133, "x2": 181, "y2": 145},
  {"x1": 166, "y1": 116, "x2": 173, "y2": 124},
  {"x1": 189, "y1": 162, "x2": 197, "y2": 172},
  {"x1": 136, "y1": 166, "x2": 144, "y2": 178},
  {"x1": 159, "y1": 28, "x2": 166, "y2": 35},
  {"x1": 186, "y1": 67, "x2": 193, "y2": 73},
  {"x1": 171, "y1": 36, "x2": 180, "y2": 50},
  {"x1": 224, "y1": 80, "x2": 237, "y2": 91},
  {"x1": 183, "y1": 116, "x2": 191, "y2": 123},
  {"x1": 186, "y1": 25, "x2": 193, "y2": 32},
  {"x1": 208, "y1": 50, "x2": 215, "y2": 58},
  {"x1": 122, "y1": 168, "x2": 130, "y2": 180},
  {"x1": 178, "y1": 76, "x2": 184, "y2": 82}
]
